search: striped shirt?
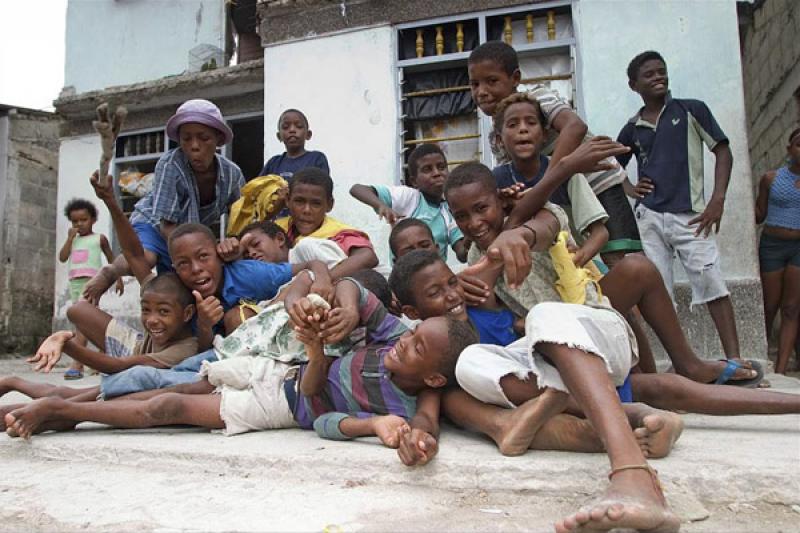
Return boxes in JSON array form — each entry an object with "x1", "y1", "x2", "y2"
[
  {"x1": 292, "y1": 284, "x2": 415, "y2": 438},
  {"x1": 491, "y1": 85, "x2": 625, "y2": 194},
  {"x1": 130, "y1": 148, "x2": 245, "y2": 226}
]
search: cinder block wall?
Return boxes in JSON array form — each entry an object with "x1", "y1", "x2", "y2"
[
  {"x1": 742, "y1": 0, "x2": 800, "y2": 182},
  {"x1": 0, "y1": 110, "x2": 60, "y2": 355}
]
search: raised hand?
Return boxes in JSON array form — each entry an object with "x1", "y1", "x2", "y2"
[
  {"x1": 559, "y1": 136, "x2": 630, "y2": 177},
  {"x1": 319, "y1": 306, "x2": 359, "y2": 344},
  {"x1": 89, "y1": 170, "x2": 117, "y2": 204},
  {"x1": 27, "y1": 331, "x2": 74, "y2": 373},
  {"x1": 216, "y1": 237, "x2": 242, "y2": 262},
  {"x1": 193, "y1": 290, "x2": 224, "y2": 331}
]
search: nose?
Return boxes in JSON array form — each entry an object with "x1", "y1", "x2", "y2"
[{"x1": 189, "y1": 259, "x2": 203, "y2": 274}]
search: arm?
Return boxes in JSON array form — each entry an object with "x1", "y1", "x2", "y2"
[
  {"x1": 58, "y1": 228, "x2": 78, "y2": 263},
  {"x1": 100, "y1": 234, "x2": 114, "y2": 265},
  {"x1": 571, "y1": 220, "x2": 609, "y2": 267},
  {"x1": 328, "y1": 246, "x2": 379, "y2": 280},
  {"x1": 452, "y1": 238, "x2": 469, "y2": 263},
  {"x1": 298, "y1": 335, "x2": 332, "y2": 397},
  {"x1": 548, "y1": 108, "x2": 589, "y2": 167},
  {"x1": 349, "y1": 184, "x2": 402, "y2": 224},
  {"x1": 689, "y1": 142, "x2": 733, "y2": 237},
  {"x1": 754, "y1": 171, "x2": 776, "y2": 224},
  {"x1": 397, "y1": 388, "x2": 441, "y2": 466},
  {"x1": 313, "y1": 412, "x2": 408, "y2": 447},
  {"x1": 63, "y1": 339, "x2": 167, "y2": 373}
]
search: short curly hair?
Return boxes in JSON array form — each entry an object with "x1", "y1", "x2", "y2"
[
  {"x1": 64, "y1": 198, "x2": 98, "y2": 220},
  {"x1": 468, "y1": 41, "x2": 519, "y2": 76},
  {"x1": 627, "y1": 50, "x2": 665, "y2": 83},
  {"x1": 492, "y1": 92, "x2": 545, "y2": 135}
]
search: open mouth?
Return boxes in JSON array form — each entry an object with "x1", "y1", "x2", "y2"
[
  {"x1": 193, "y1": 277, "x2": 213, "y2": 293},
  {"x1": 448, "y1": 303, "x2": 465, "y2": 315}
]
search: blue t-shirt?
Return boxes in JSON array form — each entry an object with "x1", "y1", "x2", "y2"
[
  {"x1": 616, "y1": 93, "x2": 728, "y2": 214},
  {"x1": 492, "y1": 155, "x2": 570, "y2": 207},
  {"x1": 221, "y1": 259, "x2": 293, "y2": 309},
  {"x1": 260, "y1": 151, "x2": 330, "y2": 182}
]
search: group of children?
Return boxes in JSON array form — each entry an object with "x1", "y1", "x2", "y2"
[{"x1": 2, "y1": 42, "x2": 799, "y2": 533}]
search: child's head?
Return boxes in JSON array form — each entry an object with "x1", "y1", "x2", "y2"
[
  {"x1": 239, "y1": 221, "x2": 290, "y2": 263},
  {"x1": 627, "y1": 50, "x2": 668, "y2": 98},
  {"x1": 276, "y1": 109, "x2": 311, "y2": 155},
  {"x1": 383, "y1": 315, "x2": 478, "y2": 388},
  {"x1": 493, "y1": 93, "x2": 546, "y2": 163},
  {"x1": 168, "y1": 223, "x2": 223, "y2": 299},
  {"x1": 287, "y1": 167, "x2": 334, "y2": 235},
  {"x1": 64, "y1": 198, "x2": 98, "y2": 236},
  {"x1": 389, "y1": 219, "x2": 438, "y2": 258},
  {"x1": 444, "y1": 162, "x2": 505, "y2": 250},
  {"x1": 166, "y1": 99, "x2": 233, "y2": 174},
  {"x1": 140, "y1": 272, "x2": 194, "y2": 343},
  {"x1": 389, "y1": 250, "x2": 466, "y2": 321},
  {"x1": 406, "y1": 144, "x2": 448, "y2": 198},
  {"x1": 468, "y1": 41, "x2": 521, "y2": 116},
  {"x1": 787, "y1": 128, "x2": 800, "y2": 165},
  {"x1": 349, "y1": 268, "x2": 392, "y2": 310}
]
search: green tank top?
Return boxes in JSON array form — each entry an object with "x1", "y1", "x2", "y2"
[{"x1": 68, "y1": 233, "x2": 103, "y2": 279}]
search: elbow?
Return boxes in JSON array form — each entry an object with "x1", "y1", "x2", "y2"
[{"x1": 566, "y1": 117, "x2": 588, "y2": 139}]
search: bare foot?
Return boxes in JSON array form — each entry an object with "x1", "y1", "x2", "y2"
[
  {"x1": 629, "y1": 408, "x2": 684, "y2": 459},
  {"x1": 555, "y1": 467, "x2": 680, "y2": 533},
  {"x1": 5, "y1": 397, "x2": 66, "y2": 439},
  {"x1": 529, "y1": 414, "x2": 605, "y2": 453},
  {"x1": 494, "y1": 389, "x2": 569, "y2": 456},
  {"x1": 0, "y1": 403, "x2": 26, "y2": 430}
]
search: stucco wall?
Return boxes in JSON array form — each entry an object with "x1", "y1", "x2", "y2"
[
  {"x1": 64, "y1": 0, "x2": 227, "y2": 94},
  {"x1": 741, "y1": 0, "x2": 800, "y2": 181},
  {"x1": 263, "y1": 25, "x2": 399, "y2": 263}
]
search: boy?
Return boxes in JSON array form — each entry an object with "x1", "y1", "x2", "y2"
[
  {"x1": 261, "y1": 109, "x2": 330, "y2": 181},
  {"x1": 493, "y1": 92, "x2": 609, "y2": 267},
  {"x1": 468, "y1": 41, "x2": 641, "y2": 265},
  {"x1": 83, "y1": 99, "x2": 245, "y2": 303},
  {"x1": 617, "y1": 50, "x2": 743, "y2": 363},
  {"x1": 350, "y1": 144, "x2": 467, "y2": 262},
  {"x1": 388, "y1": 218, "x2": 439, "y2": 260},
  {"x1": 4, "y1": 279, "x2": 478, "y2": 449}
]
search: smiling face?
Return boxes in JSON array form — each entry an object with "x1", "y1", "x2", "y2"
[
  {"x1": 497, "y1": 101, "x2": 545, "y2": 163},
  {"x1": 139, "y1": 290, "x2": 192, "y2": 346},
  {"x1": 446, "y1": 182, "x2": 505, "y2": 251},
  {"x1": 468, "y1": 59, "x2": 520, "y2": 116},
  {"x1": 630, "y1": 59, "x2": 669, "y2": 100},
  {"x1": 179, "y1": 123, "x2": 221, "y2": 174},
  {"x1": 403, "y1": 261, "x2": 466, "y2": 321},
  {"x1": 287, "y1": 182, "x2": 333, "y2": 236},
  {"x1": 170, "y1": 232, "x2": 224, "y2": 299},
  {"x1": 241, "y1": 228, "x2": 289, "y2": 263},
  {"x1": 277, "y1": 111, "x2": 311, "y2": 155},
  {"x1": 393, "y1": 225, "x2": 437, "y2": 258},
  {"x1": 410, "y1": 153, "x2": 448, "y2": 199},
  {"x1": 383, "y1": 317, "x2": 449, "y2": 386},
  {"x1": 68, "y1": 208, "x2": 95, "y2": 236}
]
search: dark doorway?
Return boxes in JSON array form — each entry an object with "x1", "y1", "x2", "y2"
[{"x1": 231, "y1": 116, "x2": 264, "y2": 181}]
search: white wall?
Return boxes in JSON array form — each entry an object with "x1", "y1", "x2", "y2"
[
  {"x1": 263, "y1": 26, "x2": 399, "y2": 262},
  {"x1": 54, "y1": 136, "x2": 140, "y2": 324},
  {"x1": 574, "y1": 0, "x2": 757, "y2": 280},
  {"x1": 64, "y1": 0, "x2": 226, "y2": 93}
]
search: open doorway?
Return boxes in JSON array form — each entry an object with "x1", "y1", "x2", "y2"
[{"x1": 229, "y1": 115, "x2": 264, "y2": 181}]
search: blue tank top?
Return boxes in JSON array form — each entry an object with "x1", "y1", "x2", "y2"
[{"x1": 765, "y1": 166, "x2": 800, "y2": 230}]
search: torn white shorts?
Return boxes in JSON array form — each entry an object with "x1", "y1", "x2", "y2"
[{"x1": 456, "y1": 302, "x2": 637, "y2": 407}]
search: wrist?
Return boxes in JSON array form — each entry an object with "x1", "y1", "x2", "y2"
[{"x1": 517, "y1": 223, "x2": 537, "y2": 248}]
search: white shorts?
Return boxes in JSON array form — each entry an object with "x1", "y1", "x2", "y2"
[
  {"x1": 200, "y1": 356, "x2": 299, "y2": 436},
  {"x1": 456, "y1": 302, "x2": 636, "y2": 407},
  {"x1": 289, "y1": 237, "x2": 347, "y2": 270}
]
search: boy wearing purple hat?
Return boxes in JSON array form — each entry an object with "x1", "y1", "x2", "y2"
[{"x1": 83, "y1": 99, "x2": 245, "y2": 303}]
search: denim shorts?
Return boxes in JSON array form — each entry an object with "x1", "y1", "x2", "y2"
[
  {"x1": 132, "y1": 222, "x2": 173, "y2": 274},
  {"x1": 759, "y1": 233, "x2": 800, "y2": 273}
]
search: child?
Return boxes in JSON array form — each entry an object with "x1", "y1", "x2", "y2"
[
  {"x1": 4, "y1": 279, "x2": 478, "y2": 449},
  {"x1": 261, "y1": 109, "x2": 329, "y2": 181},
  {"x1": 82, "y1": 99, "x2": 245, "y2": 303},
  {"x1": 493, "y1": 93, "x2": 609, "y2": 267},
  {"x1": 58, "y1": 198, "x2": 121, "y2": 379},
  {"x1": 350, "y1": 144, "x2": 467, "y2": 262},
  {"x1": 616, "y1": 50, "x2": 743, "y2": 363},
  {"x1": 388, "y1": 218, "x2": 439, "y2": 259},
  {"x1": 468, "y1": 41, "x2": 641, "y2": 265},
  {"x1": 755, "y1": 128, "x2": 800, "y2": 374}
]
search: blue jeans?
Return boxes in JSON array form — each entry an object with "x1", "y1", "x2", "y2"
[{"x1": 100, "y1": 349, "x2": 218, "y2": 399}]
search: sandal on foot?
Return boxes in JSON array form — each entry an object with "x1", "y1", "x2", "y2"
[
  {"x1": 64, "y1": 369, "x2": 84, "y2": 380},
  {"x1": 713, "y1": 359, "x2": 763, "y2": 388}
]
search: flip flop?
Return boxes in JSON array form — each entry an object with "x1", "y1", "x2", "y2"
[
  {"x1": 64, "y1": 368, "x2": 84, "y2": 380},
  {"x1": 713, "y1": 359, "x2": 763, "y2": 388}
]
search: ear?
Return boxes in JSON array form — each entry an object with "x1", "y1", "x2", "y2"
[
  {"x1": 276, "y1": 232, "x2": 288, "y2": 249},
  {"x1": 216, "y1": 132, "x2": 225, "y2": 146},
  {"x1": 183, "y1": 304, "x2": 196, "y2": 323},
  {"x1": 326, "y1": 197, "x2": 334, "y2": 213},
  {"x1": 494, "y1": 131, "x2": 505, "y2": 149},
  {"x1": 306, "y1": 129, "x2": 313, "y2": 140},
  {"x1": 406, "y1": 174, "x2": 417, "y2": 188},
  {"x1": 423, "y1": 373, "x2": 447, "y2": 389},
  {"x1": 511, "y1": 68, "x2": 522, "y2": 87},
  {"x1": 628, "y1": 79, "x2": 637, "y2": 92},
  {"x1": 401, "y1": 304, "x2": 421, "y2": 320},
  {"x1": 276, "y1": 131, "x2": 282, "y2": 142}
]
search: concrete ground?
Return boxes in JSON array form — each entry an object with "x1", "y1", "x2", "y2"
[{"x1": 1, "y1": 360, "x2": 799, "y2": 532}]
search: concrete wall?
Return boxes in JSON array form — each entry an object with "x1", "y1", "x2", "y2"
[
  {"x1": 0, "y1": 110, "x2": 60, "y2": 354},
  {"x1": 64, "y1": 0, "x2": 227, "y2": 94},
  {"x1": 741, "y1": 0, "x2": 800, "y2": 181},
  {"x1": 263, "y1": 25, "x2": 399, "y2": 263},
  {"x1": 574, "y1": 0, "x2": 765, "y2": 361}
]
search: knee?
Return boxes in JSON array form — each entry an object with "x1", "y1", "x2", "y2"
[
  {"x1": 617, "y1": 254, "x2": 660, "y2": 282},
  {"x1": 780, "y1": 299, "x2": 800, "y2": 319},
  {"x1": 66, "y1": 300, "x2": 94, "y2": 323},
  {"x1": 145, "y1": 393, "x2": 185, "y2": 423}
]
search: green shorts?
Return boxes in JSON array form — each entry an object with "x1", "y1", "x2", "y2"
[{"x1": 69, "y1": 277, "x2": 91, "y2": 303}]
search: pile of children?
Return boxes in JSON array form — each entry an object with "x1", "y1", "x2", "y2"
[{"x1": 3, "y1": 43, "x2": 799, "y2": 533}]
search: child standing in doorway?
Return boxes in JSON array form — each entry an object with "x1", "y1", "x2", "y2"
[{"x1": 58, "y1": 198, "x2": 121, "y2": 379}]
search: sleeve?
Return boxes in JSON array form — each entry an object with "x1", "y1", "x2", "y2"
[
  {"x1": 227, "y1": 165, "x2": 245, "y2": 206},
  {"x1": 444, "y1": 208, "x2": 464, "y2": 246},
  {"x1": 615, "y1": 124, "x2": 636, "y2": 169},
  {"x1": 687, "y1": 100, "x2": 728, "y2": 150},
  {"x1": 566, "y1": 174, "x2": 608, "y2": 236},
  {"x1": 329, "y1": 230, "x2": 374, "y2": 255},
  {"x1": 313, "y1": 152, "x2": 330, "y2": 174},
  {"x1": 223, "y1": 260, "x2": 294, "y2": 306},
  {"x1": 312, "y1": 412, "x2": 379, "y2": 440},
  {"x1": 262, "y1": 155, "x2": 280, "y2": 176},
  {"x1": 541, "y1": 202, "x2": 571, "y2": 236},
  {"x1": 340, "y1": 277, "x2": 408, "y2": 344},
  {"x1": 526, "y1": 85, "x2": 572, "y2": 128},
  {"x1": 150, "y1": 155, "x2": 187, "y2": 224},
  {"x1": 492, "y1": 164, "x2": 514, "y2": 189},
  {"x1": 374, "y1": 185, "x2": 419, "y2": 217}
]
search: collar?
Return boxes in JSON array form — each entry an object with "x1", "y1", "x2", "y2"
[{"x1": 629, "y1": 91, "x2": 673, "y2": 125}]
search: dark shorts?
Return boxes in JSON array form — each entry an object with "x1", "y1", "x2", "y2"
[
  {"x1": 597, "y1": 184, "x2": 642, "y2": 254},
  {"x1": 132, "y1": 222, "x2": 173, "y2": 274},
  {"x1": 759, "y1": 232, "x2": 800, "y2": 273}
]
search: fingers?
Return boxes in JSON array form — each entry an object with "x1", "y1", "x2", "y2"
[{"x1": 193, "y1": 290, "x2": 224, "y2": 326}]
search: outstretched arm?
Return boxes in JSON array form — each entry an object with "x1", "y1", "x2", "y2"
[
  {"x1": 397, "y1": 388, "x2": 441, "y2": 466},
  {"x1": 329, "y1": 246, "x2": 379, "y2": 280},
  {"x1": 350, "y1": 184, "x2": 402, "y2": 225}
]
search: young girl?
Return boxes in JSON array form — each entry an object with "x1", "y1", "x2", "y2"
[
  {"x1": 58, "y1": 198, "x2": 120, "y2": 379},
  {"x1": 756, "y1": 128, "x2": 800, "y2": 374}
]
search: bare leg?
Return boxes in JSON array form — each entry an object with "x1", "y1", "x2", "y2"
[
  {"x1": 109, "y1": 379, "x2": 216, "y2": 401},
  {"x1": 776, "y1": 265, "x2": 800, "y2": 374},
  {"x1": 0, "y1": 376, "x2": 97, "y2": 400},
  {"x1": 627, "y1": 308, "x2": 657, "y2": 374},
  {"x1": 707, "y1": 295, "x2": 740, "y2": 359},
  {"x1": 600, "y1": 254, "x2": 756, "y2": 384},
  {"x1": 66, "y1": 302, "x2": 114, "y2": 351},
  {"x1": 67, "y1": 331, "x2": 88, "y2": 376},
  {"x1": 632, "y1": 372, "x2": 800, "y2": 415},
  {"x1": 5, "y1": 392, "x2": 223, "y2": 439},
  {"x1": 541, "y1": 342, "x2": 678, "y2": 533},
  {"x1": 760, "y1": 269, "x2": 783, "y2": 347}
]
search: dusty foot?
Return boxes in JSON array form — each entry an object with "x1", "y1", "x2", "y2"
[
  {"x1": 0, "y1": 403, "x2": 26, "y2": 430},
  {"x1": 690, "y1": 358, "x2": 758, "y2": 384},
  {"x1": 554, "y1": 468, "x2": 680, "y2": 533},
  {"x1": 631, "y1": 410, "x2": 684, "y2": 459},
  {"x1": 529, "y1": 414, "x2": 605, "y2": 453},
  {"x1": 494, "y1": 389, "x2": 569, "y2": 456},
  {"x1": 4, "y1": 397, "x2": 66, "y2": 439}
]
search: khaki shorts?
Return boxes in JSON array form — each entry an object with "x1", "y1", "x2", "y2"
[
  {"x1": 200, "y1": 356, "x2": 299, "y2": 436},
  {"x1": 456, "y1": 302, "x2": 636, "y2": 407}
]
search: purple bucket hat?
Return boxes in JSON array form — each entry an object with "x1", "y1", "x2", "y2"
[{"x1": 165, "y1": 99, "x2": 234, "y2": 146}]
